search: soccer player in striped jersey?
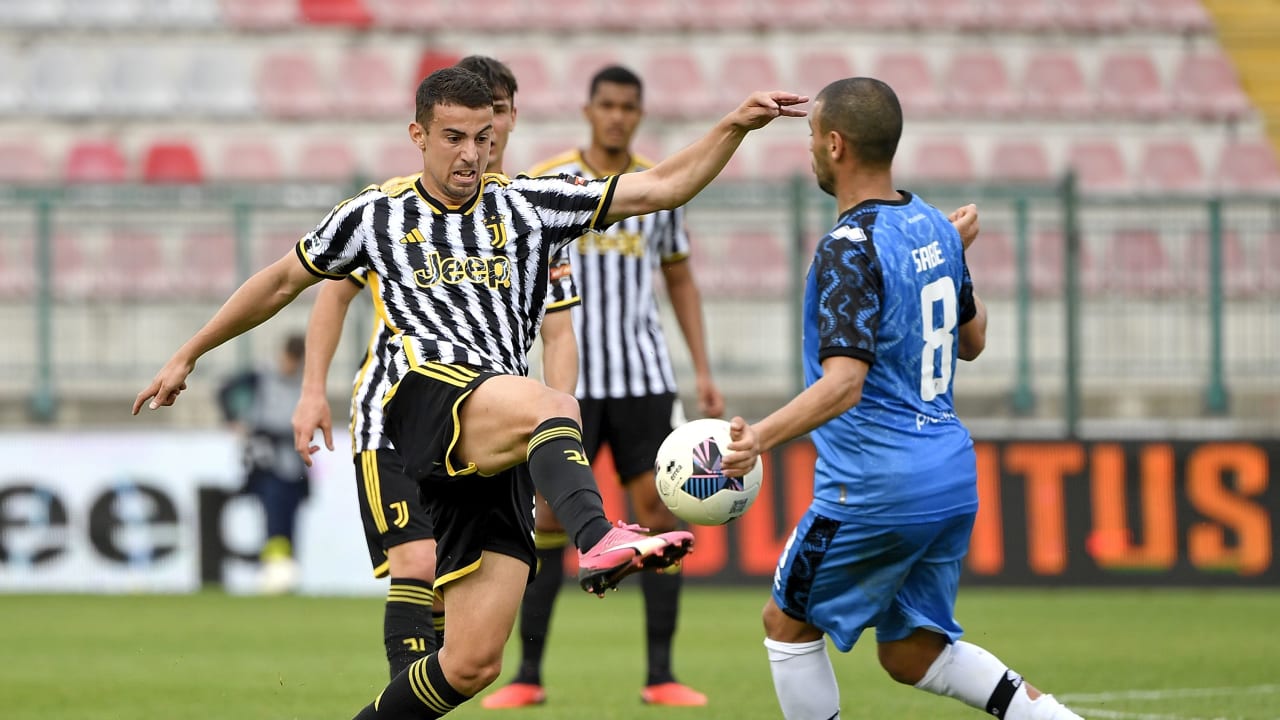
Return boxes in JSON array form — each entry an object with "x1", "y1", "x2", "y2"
[
  {"x1": 722, "y1": 78, "x2": 1083, "y2": 720},
  {"x1": 135, "y1": 67, "x2": 806, "y2": 719},
  {"x1": 483, "y1": 64, "x2": 719, "y2": 710},
  {"x1": 289, "y1": 55, "x2": 580, "y2": 681}
]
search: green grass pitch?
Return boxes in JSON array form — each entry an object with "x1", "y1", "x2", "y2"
[{"x1": 1, "y1": 587, "x2": 1277, "y2": 719}]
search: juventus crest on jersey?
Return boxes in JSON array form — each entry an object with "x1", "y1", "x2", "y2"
[
  {"x1": 527, "y1": 150, "x2": 691, "y2": 400},
  {"x1": 297, "y1": 172, "x2": 615, "y2": 409}
]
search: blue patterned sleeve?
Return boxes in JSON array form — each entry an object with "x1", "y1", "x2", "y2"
[
  {"x1": 958, "y1": 253, "x2": 977, "y2": 325},
  {"x1": 815, "y1": 233, "x2": 882, "y2": 364}
]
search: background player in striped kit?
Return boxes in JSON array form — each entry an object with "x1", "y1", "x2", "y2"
[
  {"x1": 135, "y1": 66, "x2": 807, "y2": 719},
  {"x1": 290, "y1": 56, "x2": 581, "y2": 680},
  {"x1": 483, "y1": 64, "x2": 720, "y2": 710},
  {"x1": 721, "y1": 77, "x2": 1082, "y2": 720}
]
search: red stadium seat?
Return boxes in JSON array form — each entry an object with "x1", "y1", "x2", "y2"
[
  {"x1": 364, "y1": 0, "x2": 444, "y2": 28},
  {"x1": 1057, "y1": 0, "x2": 1133, "y2": 32},
  {"x1": 1131, "y1": 0, "x2": 1213, "y2": 34},
  {"x1": 1212, "y1": 139, "x2": 1280, "y2": 193},
  {"x1": 298, "y1": 0, "x2": 372, "y2": 26},
  {"x1": 682, "y1": 0, "x2": 758, "y2": 31},
  {"x1": 870, "y1": 51, "x2": 941, "y2": 118},
  {"x1": 1067, "y1": 140, "x2": 1131, "y2": 193},
  {"x1": 1104, "y1": 229, "x2": 1177, "y2": 296},
  {"x1": 1170, "y1": 52, "x2": 1252, "y2": 121},
  {"x1": 827, "y1": 0, "x2": 914, "y2": 29},
  {"x1": 103, "y1": 228, "x2": 173, "y2": 297},
  {"x1": 450, "y1": 0, "x2": 528, "y2": 31},
  {"x1": 1186, "y1": 230, "x2": 1254, "y2": 297},
  {"x1": 182, "y1": 229, "x2": 240, "y2": 297},
  {"x1": 754, "y1": 0, "x2": 827, "y2": 30},
  {"x1": 257, "y1": 52, "x2": 330, "y2": 118},
  {"x1": 987, "y1": 139, "x2": 1053, "y2": 183},
  {"x1": 908, "y1": 139, "x2": 976, "y2": 184},
  {"x1": 1136, "y1": 140, "x2": 1205, "y2": 193},
  {"x1": 412, "y1": 49, "x2": 462, "y2": 86},
  {"x1": 217, "y1": 140, "x2": 284, "y2": 181},
  {"x1": 220, "y1": 0, "x2": 298, "y2": 28},
  {"x1": 498, "y1": 52, "x2": 560, "y2": 119},
  {"x1": 335, "y1": 48, "x2": 410, "y2": 119},
  {"x1": 64, "y1": 140, "x2": 129, "y2": 182},
  {"x1": 1096, "y1": 51, "x2": 1170, "y2": 119},
  {"x1": 942, "y1": 50, "x2": 1016, "y2": 117},
  {"x1": 0, "y1": 140, "x2": 50, "y2": 182},
  {"x1": 529, "y1": 0, "x2": 602, "y2": 31},
  {"x1": 595, "y1": 0, "x2": 681, "y2": 30},
  {"x1": 1020, "y1": 51, "x2": 1092, "y2": 119},
  {"x1": 296, "y1": 138, "x2": 358, "y2": 181},
  {"x1": 716, "y1": 50, "x2": 782, "y2": 110},
  {"x1": 1031, "y1": 230, "x2": 1099, "y2": 296},
  {"x1": 981, "y1": 0, "x2": 1059, "y2": 32},
  {"x1": 963, "y1": 230, "x2": 1016, "y2": 296},
  {"x1": 373, "y1": 139, "x2": 422, "y2": 181},
  {"x1": 642, "y1": 50, "x2": 715, "y2": 119},
  {"x1": 756, "y1": 139, "x2": 812, "y2": 180},
  {"x1": 255, "y1": 230, "x2": 307, "y2": 269},
  {"x1": 142, "y1": 141, "x2": 204, "y2": 183},
  {"x1": 912, "y1": 0, "x2": 986, "y2": 30},
  {"x1": 792, "y1": 49, "x2": 855, "y2": 94},
  {"x1": 562, "y1": 50, "x2": 622, "y2": 106}
]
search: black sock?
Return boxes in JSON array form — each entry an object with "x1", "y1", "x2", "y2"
[
  {"x1": 641, "y1": 567, "x2": 683, "y2": 686},
  {"x1": 525, "y1": 418, "x2": 613, "y2": 550},
  {"x1": 352, "y1": 652, "x2": 469, "y2": 719},
  {"x1": 512, "y1": 532, "x2": 568, "y2": 685},
  {"x1": 385, "y1": 579, "x2": 437, "y2": 680},
  {"x1": 432, "y1": 610, "x2": 446, "y2": 650}
]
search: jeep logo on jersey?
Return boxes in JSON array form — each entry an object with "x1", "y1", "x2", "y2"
[{"x1": 413, "y1": 251, "x2": 511, "y2": 290}]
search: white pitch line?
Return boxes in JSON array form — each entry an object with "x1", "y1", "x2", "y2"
[
  {"x1": 1061, "y1": 684, "x2": 1280, "y2": 703},
  {"x1": 1074, "y1": 707, "x2": 1215, "y2": 720}
]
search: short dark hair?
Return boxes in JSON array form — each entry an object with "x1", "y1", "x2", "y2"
[
  {"x1": 414, "y1": 66, "x2": 493, "y2": 125},
  {"x1": 815, "y1": 77, "x2": 903, "y2": 168},
  {"x1": 283, "y1": 333, "x2": 305, "y2": 361},
  {"x1": 457, "y1": 55, "x2": 518, "y2": 101},
  {"x1": 588, "y1": 64, "x2": 643, "y2": 102}
]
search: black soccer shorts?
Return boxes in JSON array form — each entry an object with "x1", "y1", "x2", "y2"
[
  {"x1": 579, "y1": 391, "x2": 681, "y2": 481},
  {"x1": 353, "y1": 447, "x2": 434, "y2": 579}
]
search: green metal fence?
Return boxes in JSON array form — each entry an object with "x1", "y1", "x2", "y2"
[{"x1": 1, "y1": 179, "x2": 1277, "y2": 434}]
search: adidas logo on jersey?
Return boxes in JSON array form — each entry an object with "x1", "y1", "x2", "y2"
[{"x1": 413, "y1": 251, "x2": 511, "y2": 290}]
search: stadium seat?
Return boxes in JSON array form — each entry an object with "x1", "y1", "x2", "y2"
[
  {"x1": 1020, "y1": 51, "x2": 1092, "y2": 118},
  {"x1": 103, "y1": 228, "x2": 173, "y2": 297},
  {"x1": 1096, "y1": 51, "x2": 1170, "y2": 119},
  {"x1": 1135, "y1": 140, "x2": 1205, "y2": 193},
  {"x1": 526, "y1": 0, "x2": 601, "y2": 31},
  {"x1": 295, "y1": 139, "x2": 358, "y2": 182},
  {"x1": 1103, "y1": 229, "x2": 1177, "y2": 296},
  {"x1": 1186, "y1": 230, "x2": 1254, "y2": 297},
  {"x1": 1056, "y1": 0, "x2": 1133, "y2": 32},
  {"x1": 62, "y1": 0, "x2": 144, "y2": 26},
  {"x1": 138, "y1": 0, "x2": 222, "y2": 27},
  {"x1": 412, "y1": 49, "x2": 462, "y2": 86},
  {"x1": 373, "y1": 139, "x2": 421, "y2": 182},
  {"x1": 335, "y1": 48, "x2": 409, "y2": 119},
  {"x1": 963, "y1": 230, "x2": 1016, "y2": 296},
  {"x1": 1212, "y1": 139, "x2": 1280, "y2": 193},
  {"x1": 257, "y1": 51, "x2": 330, "y2": 118},
  {"x1": 642, "y1": 50, "x2": 715, "y2": 119},
  {"x1": 1131, "y1": 0, "x2": 1213, "y2": 34},
  {"x1": 254, "y1": 230, "x2": 306, "y2": 268},
  {"x1": 908, "y1": 139, "x2": 976, "y2": 184},
  {"x1": 986, "y1": 139, "x2": 1053, "y2": 183},
  {"x1": 64, "y1": 141, "x2": 130, "y2": 182},
  {"x1": 217, "y1": 140, "x2": 284, "y2": 181},
  {"x1": 981, "y1": 0, "x2": 1058, "y2": 32},
  {"x1": 1066, "y1": 140, "x2": 1131, "y2": 193},
  {"x1": 561, "y1": 50, "x2": 622, "y2": 106},
  {"x1": 498, "y1": 52, "x2": 560, "y2": 119},
  {"x1": 723, "y1": 231, "x2": 789, "y2": 297},
  {"x1": 220, "y1": 0, "x2": 297, "y2": 28},
  {"x1": 791, "y1": 49, "x2": 855, "y2": 94},
  {"x1": 595, "y1": 0, "x2": 680, "y2": 31},
  {"x1": 1170, "y1": 52, "x2": 1253, "y2": 121},
  {"x1": 0, "y1": 226, "x2": 34, "y2": 299},
  {"x1": 26, "y1": 44, "x2": 102, "y2": 117},
  {"x1": 53, "y1": 232, "x2": 99, "y2": 299},
  {"x1": 0, "y1": 141, "x2": 51, "y2": 182},
  {"x1": 1031, "y1": 229, "x2": 1099, "y2": 296},
  {"x1": 911, "y1": 0, "x2": 986, "y2": 30},
  {"x1": 682, "y1": 0, "x2": 758, "y2": 31},
  {"x1": 142, "y1": 141, "x2": 205, "y2": 183},
  {"x1": 754, "y1": 0, "x2": 826, "y2": 30},
  {"x1": 449, "y1": 0, "x2": 528, "y2": 31},
  {"x1": 870, "y1": 51, "x2": 940, "y2": 118},
  {"x1": 756, "y1": 139, "x2": 813, "y2": 180},
  {"x1": 364, "y1": 0, "x2": 442, "y2": 28},
  {"x1": 298, "y1": 0, "x2": 371, "y2": 26},
  {"x1": 827, "y1": 0, "x2": 914, "y2": 29},
  {"x1": 182, "y1": 229, "x2": 239, "y2": 297},
  {"x1": 100, "y1": 47, "x2": 181, "y2": 117},
  {"x1": 178, "y1": 46, "x2": 258, "y2": 117},
  {"x1": 716, "y1": 50, "x2": 782, "y2": 110},
  {"x1": 942, "y1": 50, "x2": 1016, "y2": 117}
]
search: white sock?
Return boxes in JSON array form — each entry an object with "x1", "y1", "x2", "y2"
[
  {"x1": 915, "y1": 641, "x2": 1083, "y2": 720},
  {"x1": 764, "y1": 638, "x2": 840, "y2": 720}
]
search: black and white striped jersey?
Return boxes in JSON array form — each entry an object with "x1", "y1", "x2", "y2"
[
  {"x1": 527, "y1": 150, "x2": 690, "y2": 399},
  {"x1": 298, "y1": 172, "x2": 611, "y2": 416}
]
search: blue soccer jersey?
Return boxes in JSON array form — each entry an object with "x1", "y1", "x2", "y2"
[{"x1": 803, "y1": 192, "x2": 978, "y2": 525}]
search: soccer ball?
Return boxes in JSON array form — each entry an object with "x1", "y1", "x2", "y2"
[{"x1": 654, "y1": 418, "x2": 762, "y2": 525}]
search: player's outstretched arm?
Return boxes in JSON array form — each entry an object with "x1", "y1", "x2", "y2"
[
  {"x1": 606, "y1": 91, "x2": 808, "y2": 222},
  {"x1": 662, "y1": 260, "x2": 723, "y2": 417},
  {"x1": 132, "y1": 253, "x2": 321, "y2": 415},
  {"x1": 292, "y1": 278, "x2": 362, "y2": 465}
]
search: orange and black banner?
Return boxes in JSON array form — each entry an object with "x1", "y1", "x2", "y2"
[{"x1": 592, "y1": 439, "x2": 1279, "y2": 586}]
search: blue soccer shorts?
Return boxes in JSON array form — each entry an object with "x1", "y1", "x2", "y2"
[{"x1": 771, "y1": 508, "x2": 975, "y2": 652}]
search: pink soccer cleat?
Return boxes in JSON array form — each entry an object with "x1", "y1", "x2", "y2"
[
  {"x1": 480, "y1": 682, "x2": 546, "y2": 709},
  {"x1": 577, "y1": 521, "x2": 693, "y2": 596},
  {"x1": 641, "y1": 682, "x2": 708, "y2": 707}
]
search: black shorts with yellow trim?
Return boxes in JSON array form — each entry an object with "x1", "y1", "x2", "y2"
[
  {"x1": 354, "y1": 447, "x2": 434, "y2": 579},
  {"x1": 579, "y1": 392, "x2": 679, "y2": 481},
  {"x1": 384, "y1": 364, "x2": 537, "y2": 590}
]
